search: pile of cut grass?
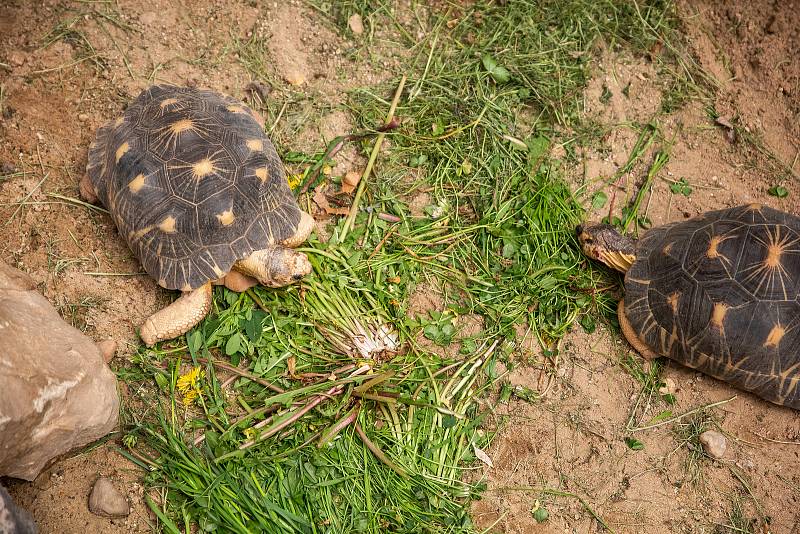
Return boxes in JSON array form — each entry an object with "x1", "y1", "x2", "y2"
[
  {"x1": 125, "y1": 245, "x2": 499, "y2": 533},
  {"x1": 120, "y1": 1, "x2": 703, "y2": 532}
]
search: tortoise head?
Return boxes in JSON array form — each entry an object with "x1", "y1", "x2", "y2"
[{"x1": 576, "y1": 223, "x2": 637, "y2": 273}]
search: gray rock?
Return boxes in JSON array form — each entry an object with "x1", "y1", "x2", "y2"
[
  {"x1": 0, "y1": 261, "x2": 119, "y2": 480},
  {"x1": 699, "y1": 430, "x2": 727, "y2": 459},
  {"x1": 0, "y1": 484, "x2": 37, "y2": 534},
  {"x1": 88, "y1": 478, "x2": 130, "y2": 518}
]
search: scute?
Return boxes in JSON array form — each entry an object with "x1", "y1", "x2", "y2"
[
  {"x1": 85, "y1": 84, "x2": 301, "y2": 290},
  {"x1": 623, "y1": 205, "x2": 800, "y2": 408}
]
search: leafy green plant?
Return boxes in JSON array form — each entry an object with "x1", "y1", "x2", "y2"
[
  {"x1": 768, "y1": 185, "x2": 788, "y2": 198},
  {"x1": 670, "y1": 177, "x2": 693, "y2": 196}
]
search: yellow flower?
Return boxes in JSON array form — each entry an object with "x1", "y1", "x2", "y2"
[
  {"x1": 176, "y1": 366, "x2": 204, "y2": 406},
  {"x1": 287, "y1": 173, "x2": 303, "y2": 190}
]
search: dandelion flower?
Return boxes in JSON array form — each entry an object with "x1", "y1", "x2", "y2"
[
  {"x1": 176, "y1": 366, "x2": 204, "y2": 406},
  {"x1": 286, "y1": 173, "x2": 303, "y2": 190}
]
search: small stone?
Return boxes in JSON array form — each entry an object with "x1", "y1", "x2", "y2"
[
  {"x1": 348, "y1": 14, "x2": 364, "y2": 35},
  {"x1": 658, "y1": 377, "x2": 677, "y2": 395},
  {"x1": 8, "y1": 51, "x2": 26, "y2": 67},
  {"x1": 97, "y1": 339, "x2": 117, "y2": 363},
  {"x1": 78, "y1": 113, "x2": 89, "y2": 122},
  {"x1": 699, "y1": 430, "x2": 727, "y2": 459},
  {"x1": 284, "y1": 69, "x2": 306, "y2": 86},
  {"x1": 89, "y1": 477, "x2": 130, "y2": 518}
]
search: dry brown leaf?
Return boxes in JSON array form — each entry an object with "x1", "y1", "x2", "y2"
[
  {"x1": 341, "y1": 170, "x2": 361, "y2": 194},
  {"x1": 313, "y1": 186, "x2": 351, "y2": 216}
]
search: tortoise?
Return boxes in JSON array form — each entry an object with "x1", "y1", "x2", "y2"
[
  {"x1": 80, "y1": 84, "x2": 314, "y2": 346},
  {"x1": 578, "y1": 204, "x2": 800, "y2": 410}
]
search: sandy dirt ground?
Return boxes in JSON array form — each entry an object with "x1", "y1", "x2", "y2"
[{"x1": 0, "y1": 0, "x2": 798, "y2": 532}]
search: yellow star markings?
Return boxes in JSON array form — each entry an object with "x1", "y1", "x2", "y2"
[
  {"x1": 710, "y1": 302, "x2": 728, "y2": 331},
  {"x1": 667, "y1": 292, "x2": 681, "y2": 314},
  {"x1": 246, "y1": 138, "x2": 264, "y2": 152},
  {"x1": 128, "y1": 173, "x2": 146, "y2": 193},
  {"x1": 699, "y1": 231, "x2": 737, "y2": 278},
  {"x1": 159, "y1": 97, "x2": 179, "y2": 109},
  {"x1": 216, "y1": 209, "x2": 235, "y2": 226},
  {"x1": 191, "y1": 157, "x2": 217, "y2": 180},
  {"x1": 740, "y1": 225, "x2": 800, "y2": 300},
  {"x1": 764, "y1": 323, "x2": 786, "y2": 347},
  {"x1": 706, "y1": 235, "x2": 725, "y2": 259},
  {"x1": 168, "y1": 150, "x2": 226, "y2": 184},
  {"x1": 152, "y1": 116, "x2": 212, "y2": 154},
  {"x1": 255, "y1": 167, "x2": 269, "y2": 182},
  {"x1": 115, "y1": 142, "x2": 130, "y2": 163},
  {"x1": 158, "y1": 215, "x2": 177, "y2": 233}
]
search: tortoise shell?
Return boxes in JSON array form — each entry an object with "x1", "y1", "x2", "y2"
[
  {"x1": 624, "y1": 204, "x2": 800, "y2": 408},
  {"x1": 85, "y1": 84, "x2": 300, "y2": 291}
]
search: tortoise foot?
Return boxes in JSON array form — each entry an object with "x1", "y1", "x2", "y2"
[{"x1": 139, "y1": 282, "x2": 212, "y2": 346}]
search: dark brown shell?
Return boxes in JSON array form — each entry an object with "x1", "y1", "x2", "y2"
[
  {"x1": 624, "y1": 204, "x2": 800, "y2": 409},
  {"x1": 86, "y1": 85, "x2": 300, "y2": 291}
]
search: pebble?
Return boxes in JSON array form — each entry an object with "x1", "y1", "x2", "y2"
[
  {"x1": 8, "y1": 50, "x2": 26, "y2": 67},
  {"x1": 348, "y1": 14, "x2": 364, "y2": 35},
  {"x1": 658, "y1": 377, "x2": 677, "y2": 395},
  {"x1": 97, "y1": 339, "x2": 117, "y2": 363},
  {"x1": 284, "y1": 70, "x2": 306, "y2": 86},
  {"x1": 89, "y1": 477, "x2": 130, "y2": 518},
  {"x1": 699, "y1": 430, "x2": 727, "y2": 459}
]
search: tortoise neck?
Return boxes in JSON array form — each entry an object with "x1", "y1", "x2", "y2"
[
  {"x1": 600, "y1": 228, "x2": 637, "y2": 273},
  {"x1": 602, "y1": 250, "x2": 636, "y2": 273}
]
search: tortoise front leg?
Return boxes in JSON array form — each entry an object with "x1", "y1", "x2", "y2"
[
  {"x1": 139, "y1": 282, "x2": 212, "y2": 346},
  {"x1": 282, "y1": 211, "x2": 315, "y2": 248},
  {"x1": 79, "y1": 173, "x2": 98, "y2": 204}
]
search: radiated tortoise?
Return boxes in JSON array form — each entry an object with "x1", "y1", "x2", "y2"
[
  {"x1": 80, "y1": 84, "x2": 314, "y2": 346},
  {"x1": 578, "y1": 204, "x2": 800, "y2": 409}
]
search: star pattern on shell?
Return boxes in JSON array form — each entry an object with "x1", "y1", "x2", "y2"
[
  {"x1": 622, "y1": 204, "x2": 800, "y2": 408},
  {"x1": 85, "y1": 84, "x2": 302, "y2": 291}
]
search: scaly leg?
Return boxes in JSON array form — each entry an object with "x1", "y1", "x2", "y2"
[
  {"x1": 79, "y1": 173, "x2": 98, "y2": 204},
  {"x1": 223, "y1": 270, "x2": 259, "y2": 292},
  {"x1": 282, "y1": 211, "x2": 315, "y2": 248},
  {"x1": 139, "y1": 282, "x2": 212, "y2": 346}
]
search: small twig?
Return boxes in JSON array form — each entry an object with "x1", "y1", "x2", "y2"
[
  {"x1": 751, "y1": 431, "x2": 800, "y2": 445},
  {"x1": 296, "y1": 119, "x2": 401, "y2": 196},
  {"x1": 628, "y1": 396, "x2": 736, "y2": 432},
  {"x1": 317, "y1": 403, "x2": 361, "y2": 448},
  {"x1": 367, "y1": 225, "x2": 398, "y2": 261},
  {"x1": 340, "y1": 75, "x2": 406, "y2": 240},
  {"x1": 46, "y1": 192, "x2": 109, "y2": 214},
  {"x1": 268, "y1": 101, "x2": 288, "y2": 135}
]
